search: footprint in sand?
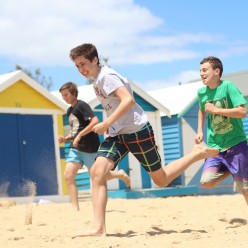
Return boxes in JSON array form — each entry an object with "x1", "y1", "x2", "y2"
[
  {"x1": 9, "y1": 236, "x2": 25, "y2": 241},
  {"x1": 219, "y1": 217, "x2": 247, "y2": 228},
  {"x1": 227, "y1": 218, "x2": 247, "y2": 228}
]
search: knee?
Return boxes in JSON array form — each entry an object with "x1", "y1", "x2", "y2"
[
  {"x1": 90, "y1": 159, "x2": 113, "y2": 184},
  {"x1": 64, "y1": 170, "x2": 75, "y2": 184},
  {"x1": 201, "y1": 181, "x2": 216, "y2": 188},
  {"x1": 152, "y1": 178, "x2": 169, "y2": 187},
  {"x1": 150, "y1": 168, "x2": 171, "y2": 187},
  {"x1": 90, "y1": 171, "x2": 106, "y2": 185}
]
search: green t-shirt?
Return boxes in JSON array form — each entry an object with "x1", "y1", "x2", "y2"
[{"x1": 197, "y1": 80, "x2": 247, "y2": 150}]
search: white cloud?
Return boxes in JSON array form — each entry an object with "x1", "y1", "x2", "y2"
[
  {"x1": 218, "y1": 41, "x2": 248, "y2": 57},
  {"x1": 0, "y1": 0, "x2": 162, "y2": 65},
  {"x1": 1, "y1": 0, "x2": 246, "y2": 69}
]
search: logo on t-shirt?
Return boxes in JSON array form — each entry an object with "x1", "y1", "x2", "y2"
[
  {"x1": 94, "y1": 87, "x2": 107, "y2": 99},
  {"x1": 69, "y1": 113, "x2": 79, "y2": 138},
  {"x1": 208, "y1": 98, "x2": 233, "y2": 134}
]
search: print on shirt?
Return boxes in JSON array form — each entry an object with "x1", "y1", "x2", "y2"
[
  {"x1": 69, "y1": 113, "x2": 79, "y2": 138},
  {"x1": 208, "y1": 98, "x2": 233, "y2": 134},
  {"x1": 94, "y1": 87, "x2": 107, "y2": 99}
]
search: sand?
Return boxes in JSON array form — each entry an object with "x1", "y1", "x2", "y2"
[{"x1": 0, "y1": 194, "x2": 247, "y2": 248}]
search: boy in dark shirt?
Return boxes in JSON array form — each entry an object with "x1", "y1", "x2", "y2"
[{"x1": 58, "y1": 82, "x2": 130, "y2": 211}]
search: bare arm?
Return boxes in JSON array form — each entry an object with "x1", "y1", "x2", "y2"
[
  {"x1": 205, "y1": 103, "x2": 247, "y2": 118},
  {"x1": 73, "y1": 116, "x2": 99, "y2": 147},
  {"x1": 78, "y1": 116, "x2": 99, "y2": 137},
  {"x1": 195, "y1": 110, "x2": 206, "y2": 144},
  {"x1": 58, "y1": 134, "x2": 72, "y2": 144},
  {"x1": 92, "y1": 86, "x2": 135, "y2": 134}
]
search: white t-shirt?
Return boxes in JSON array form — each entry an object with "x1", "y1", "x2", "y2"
[{"x1": 93, "y1": 66, "x2": 148, "y2": 136}]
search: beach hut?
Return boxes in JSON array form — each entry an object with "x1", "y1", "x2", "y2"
[
  {"x1": 0, "y1": 70, "x2": 67, "y2": 198},
  {"x1": 148, "y1": 70, "x2": 248, "y2": 195}
]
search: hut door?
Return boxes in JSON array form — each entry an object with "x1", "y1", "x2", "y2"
[{"x1": 0, "y1": 114, "x2": 58, "y2": 197}]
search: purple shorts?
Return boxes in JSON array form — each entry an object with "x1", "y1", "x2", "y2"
[{"x1": 201, "y1": 141, "x2": 248, "y2": 193}]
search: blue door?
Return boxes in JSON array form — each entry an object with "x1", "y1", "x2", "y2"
[
  {"x1": 0, "y1": 114, "x2": 58, "y2": 196},
  {"x1": 0, "y1": 114, "x2": 21, "y2": 196}
]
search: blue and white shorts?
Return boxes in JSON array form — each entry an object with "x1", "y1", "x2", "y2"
[{"x1": 66, "y1": 148, "x2": 97, "y2": 170}]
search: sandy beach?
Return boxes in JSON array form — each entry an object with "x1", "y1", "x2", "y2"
[{"x1": 0, "y1": 194, "x2": 247, "y2": 248}]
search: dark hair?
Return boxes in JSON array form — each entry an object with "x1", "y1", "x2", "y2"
[
  {"x1": 59, "y1": 82, "x2": 78, "y2": 98},
  {"x1": 69, "y1": 43, "x2": 99, "y2": 65},
  {"x1": 200, "y1": 56, "x2": 223, "y2": 77}
]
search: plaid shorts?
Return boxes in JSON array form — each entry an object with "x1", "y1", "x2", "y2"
[
  {"x1": 97, "y1": 122, "x2": 162, "y2": 172},
  {"x1": 201, "y1": 141, "x2": 248, "y2": 193}
]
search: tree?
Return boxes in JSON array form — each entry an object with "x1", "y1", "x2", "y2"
[{"x1": 15, "y1": 65, "x2": 53, "y2": 90}]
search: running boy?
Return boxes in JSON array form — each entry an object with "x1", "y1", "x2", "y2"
[
  {"x1": 195, "y1": 56, "x2": 248, "y2": 205},
  {"x1": 58, "y1": 82, "x2": 130, "y2": 211},
  {"x1": 69, "y1": 43, "x2": 218, "y2": 237}
]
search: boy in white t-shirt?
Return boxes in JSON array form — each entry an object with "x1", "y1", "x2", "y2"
[{"x1": 69, "y1": 43, "x2": 219, "y2": 238}]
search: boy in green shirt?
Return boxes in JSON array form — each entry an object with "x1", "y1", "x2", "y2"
[{"x1": 195, "y1": 56, "x2": 248, "y2": 205}]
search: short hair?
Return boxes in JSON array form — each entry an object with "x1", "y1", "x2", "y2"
[
  {"x1": 69, "y1": 43, "x2": 99, "y2": 65},
  {"x1": 59, "y1": 82, "x2": 78, "y2": 98},
  {"x1": 200, "y1": 56, "x2": 223, "y2": 77}
]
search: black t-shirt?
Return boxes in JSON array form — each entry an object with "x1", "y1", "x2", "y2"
[{"x1": 67, "y1": 100, "x2": 100, "y2": 153}]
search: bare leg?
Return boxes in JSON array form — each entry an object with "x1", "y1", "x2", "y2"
[
  {"x1": 201, "y1": 171, "x2": 231, "y2": 188},
  {"x1": 149, "y1": 144, "x2": 219, "y2": 187},
  {"x1": 72, "y1": 144, "x2": 218, "y2": 238},
  {"x1": 72, "y1": 157, "x2": 114, "y2": 238},
  {"x1": 106, "y1": 169, "x2": 130, "y2": 187},
  {"x1": 242, "y1": 192, "x2": 248, "y2": 206},
  {"x1": 64, "y1": 162, "x2": 81, "y2": 211}
]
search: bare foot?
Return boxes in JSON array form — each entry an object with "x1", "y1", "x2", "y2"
[
  {"x1": 72, "y1": 229, "x2": 106, "y2": 239},
  {"x1": 71, "y1": 205, "x2": 80, "y2": 211},
  {"x1": 70, "y1": 202, "x2": 80, "y2": 211},
  {"x1": 119, "y1": 169, "x2": 131, "y2": 187},
  {"x1": 192, "y1": 144, "x2": 219, "y2": 160}
]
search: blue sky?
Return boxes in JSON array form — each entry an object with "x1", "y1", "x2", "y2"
[{"x1": 1, "y1": 0, "x2": 248, "y2": 91}]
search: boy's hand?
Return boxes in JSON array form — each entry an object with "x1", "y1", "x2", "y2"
[
  {"x1": 92, "y1": 122, "x2": 109, "y2": 135},
  {"x1": 205, "y1": 102, "x2": 216, "y2": 114},
  {"x1": 195, "y1": 133, "x2": 203, "y2": 144},
  {"x1": 58, "y1": 136, "x2": 65, "y2": 144},
  {"x1": 72, "y1": 135, "x2": 80, "y2": 147}
]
